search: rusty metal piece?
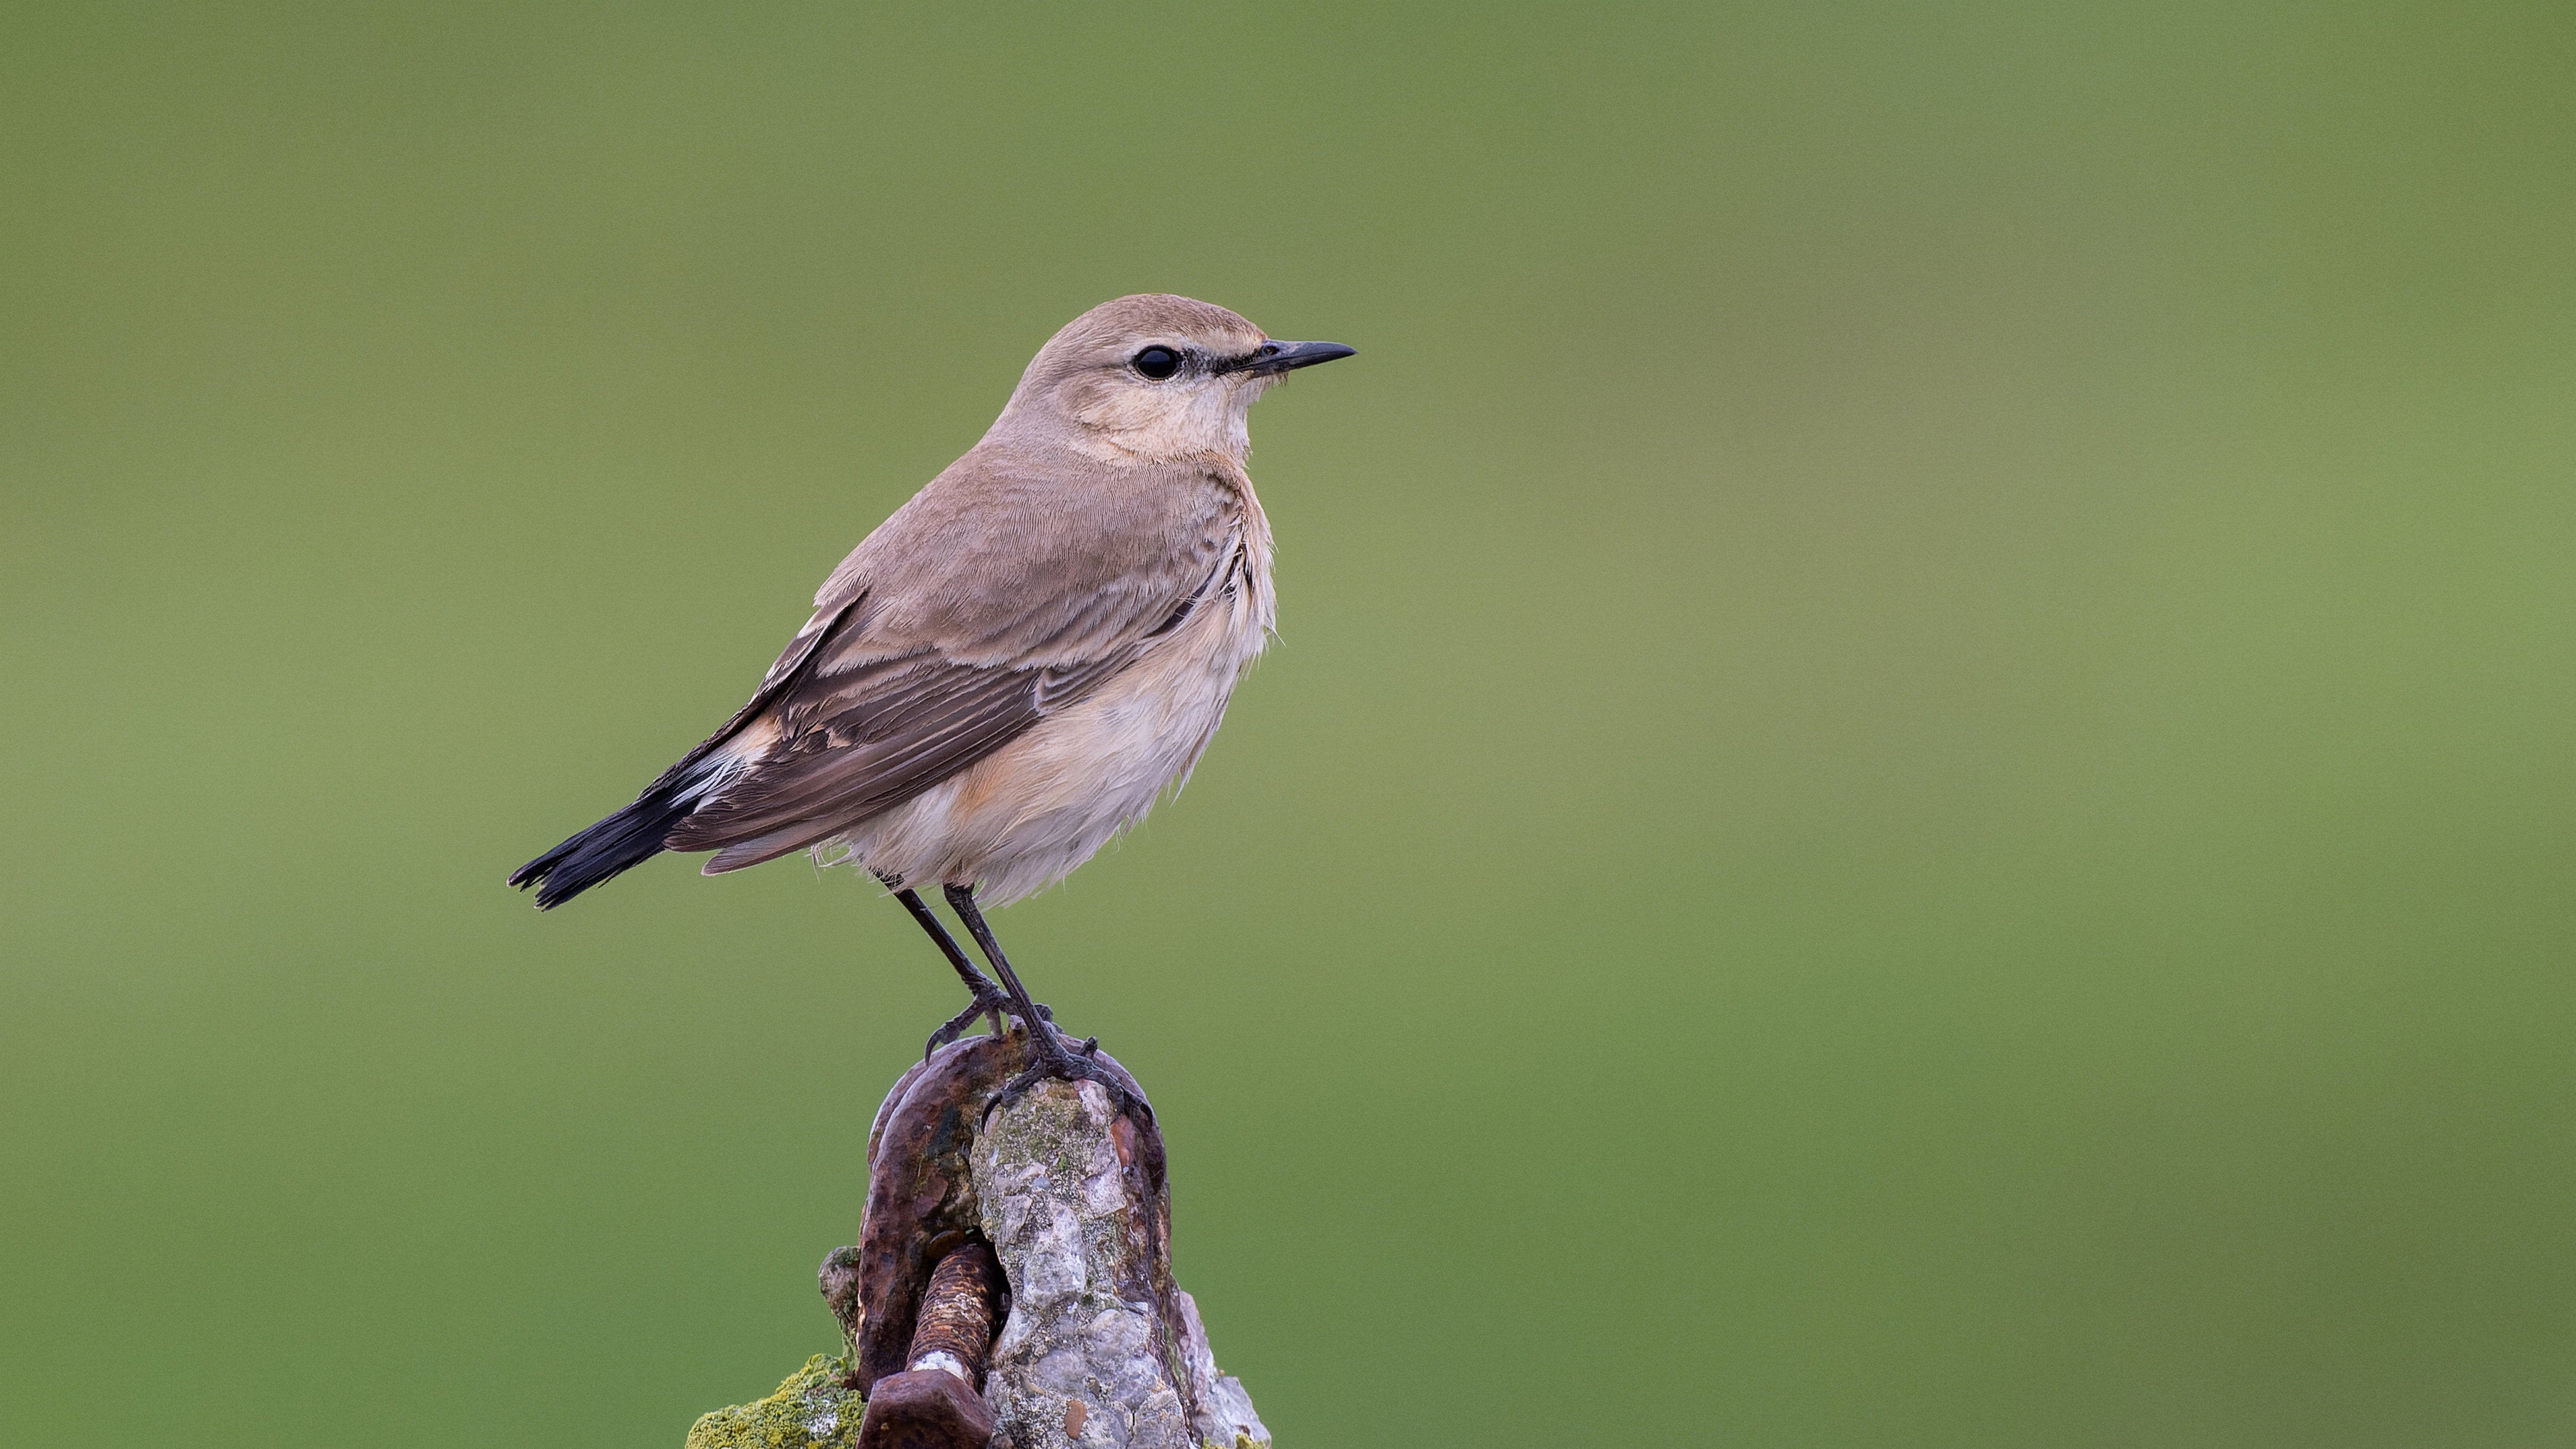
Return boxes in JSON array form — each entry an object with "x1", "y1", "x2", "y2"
[
  {"x1": 854, "y1": 1235, "x2": 1006, "y2": 1448},
  {"x1": 907, "y1": 1238, "x2": 1002, "y2": 1386},
  {"x1": 854, "y1": 1238, "x2": 1007, "y2": 1448},
  {"x1": 850, "y1": 1033, "x2": 1022, "y2": 1389},
  {"x1": 854, "y1": 1368, "x2": 996, "y2": 1449}
]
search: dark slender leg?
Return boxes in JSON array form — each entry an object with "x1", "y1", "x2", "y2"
[
  {"x1": 943, "y1": 883, "x2": 1143, "y2": 1116},
  {"x1": 888, "y1": 881, "x2": 1000, "y2": 998},
  {"x1": 886, "y1": 881, "x2": 1013, "y2": 1057},
  {"x1": 939, "y1": 884, "x2": 1062, "y2": 1056}
]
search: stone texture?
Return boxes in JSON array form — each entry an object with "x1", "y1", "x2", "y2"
[
  {"x1": 1171, "y1": 1291, "x2": 1265, "y2": 1449},
  {"x1": 972, "y1": 1075, "x2": 1269, "y2": 1449}
]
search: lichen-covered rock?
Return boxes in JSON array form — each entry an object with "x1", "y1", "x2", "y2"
[
  {"x1": 693, "y1": 1036, "x2": 1268, "y2": 1448},
  {"x1": 685, "y1": 1354, "x2": 864, "y2": 1449},
  {"x1": 973, "y1": 1078, "x2": 1270, "y2": 1449}
]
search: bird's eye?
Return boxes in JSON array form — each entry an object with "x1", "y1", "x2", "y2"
[{"x1": 1132, "y1": 346, "x2": 1182, "y2": 380}]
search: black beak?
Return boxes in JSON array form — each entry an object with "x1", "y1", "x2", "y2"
[{"x1": 1221, "y1": 339, "x2": 1357, "y2": 376}]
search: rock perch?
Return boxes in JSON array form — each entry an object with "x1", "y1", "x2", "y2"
[{"x1": 686, "y1": 1032, "x2": 1269, "y2": 1449}]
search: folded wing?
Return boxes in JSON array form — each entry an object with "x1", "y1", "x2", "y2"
[{"x1": 667, "y1": 622, "x2": 1140, "y2": 871}]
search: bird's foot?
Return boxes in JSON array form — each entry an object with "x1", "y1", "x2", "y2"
[
  {"x1": 924, "y1": 988, "x2": 1053, "y2": 1061},
  {"x1": 923, "y1": 998, "x2": 995, "y2": 1060},
  {"x1": 984, "y1": 1028, "x2": 1151, "y2": 1124}
]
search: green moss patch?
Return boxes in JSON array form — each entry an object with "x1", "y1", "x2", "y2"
[{"x1": 684, "y1": 1354, "x2": 863, "y2": 1449}]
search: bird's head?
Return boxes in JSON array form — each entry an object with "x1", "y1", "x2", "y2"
[{"x1": 991, "y1": 294, "x2": 1354, "y2": 463}]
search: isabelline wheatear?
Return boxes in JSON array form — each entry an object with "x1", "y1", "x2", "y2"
[{"x1": 509, "y1": 294, "x2": 1353, "y2": 1105}]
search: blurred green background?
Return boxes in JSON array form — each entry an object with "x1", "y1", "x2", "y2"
[{"x1": 5, "y1": 3, "x2": 2572, "y2": 1444}]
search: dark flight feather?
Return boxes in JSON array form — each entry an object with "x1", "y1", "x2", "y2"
[
  {"x1": 505, "y1": 599, "x2": 863, "y2": 907},
  {"x1": 505, "y1": 755, "x2": 729, "y2": 909}
]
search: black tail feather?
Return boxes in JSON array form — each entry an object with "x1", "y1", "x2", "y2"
[{"x1": 508, "y1": 765, "x2": 714, "y2": 910}]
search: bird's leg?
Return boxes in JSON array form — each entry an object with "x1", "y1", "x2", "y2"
[
  {"x1": 886, "y1": 882, "x2": 1020, "y2": 1058},
  {"x1": 941, "y1": 883, "x2": 1147, "y2": 1119},
  {"x1": 937, "y1": 883, "x2": 1061, "y2": 1056}
]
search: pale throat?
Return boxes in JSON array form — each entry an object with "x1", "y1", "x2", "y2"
[{"x1": 1068, "y1": 380, "x2": 1264, "y2": 464}]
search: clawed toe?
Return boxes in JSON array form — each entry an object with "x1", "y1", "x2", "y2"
[
  {"x1": 924, "y1": 989, "x2": 1024, "y2": 1061},
  {"x1": 982, "y1": 1047, "x2": 1151, "y2": 1125},
  {"x1": 923, "y1": 1002, "x2": 986, "y2": 1061}
]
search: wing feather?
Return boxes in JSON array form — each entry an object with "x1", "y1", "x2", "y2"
[{"x1": 659, "y1": 446, "x2": 1249, "y2": 870}]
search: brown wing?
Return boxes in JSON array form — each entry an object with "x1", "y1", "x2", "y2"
[
  {"x1": 661, "y1": 445, "x2": 1249, "y2": 872},
  {"x1": 663, "y1": 617, "x2": 1139, "y2": 870}
]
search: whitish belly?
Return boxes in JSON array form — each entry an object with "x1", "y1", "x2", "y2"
[{"x1": 831, "y1": 595, "x2": 1268, "y2": 905}]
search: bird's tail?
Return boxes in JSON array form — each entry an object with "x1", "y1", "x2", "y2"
[{"x1": 507, "y1": 755, "x2": 735, "y2": 910}]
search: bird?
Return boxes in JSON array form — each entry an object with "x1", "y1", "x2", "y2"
[{"x1": 508, "y1": 294, "x2": 1354, "y2": 1107}]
